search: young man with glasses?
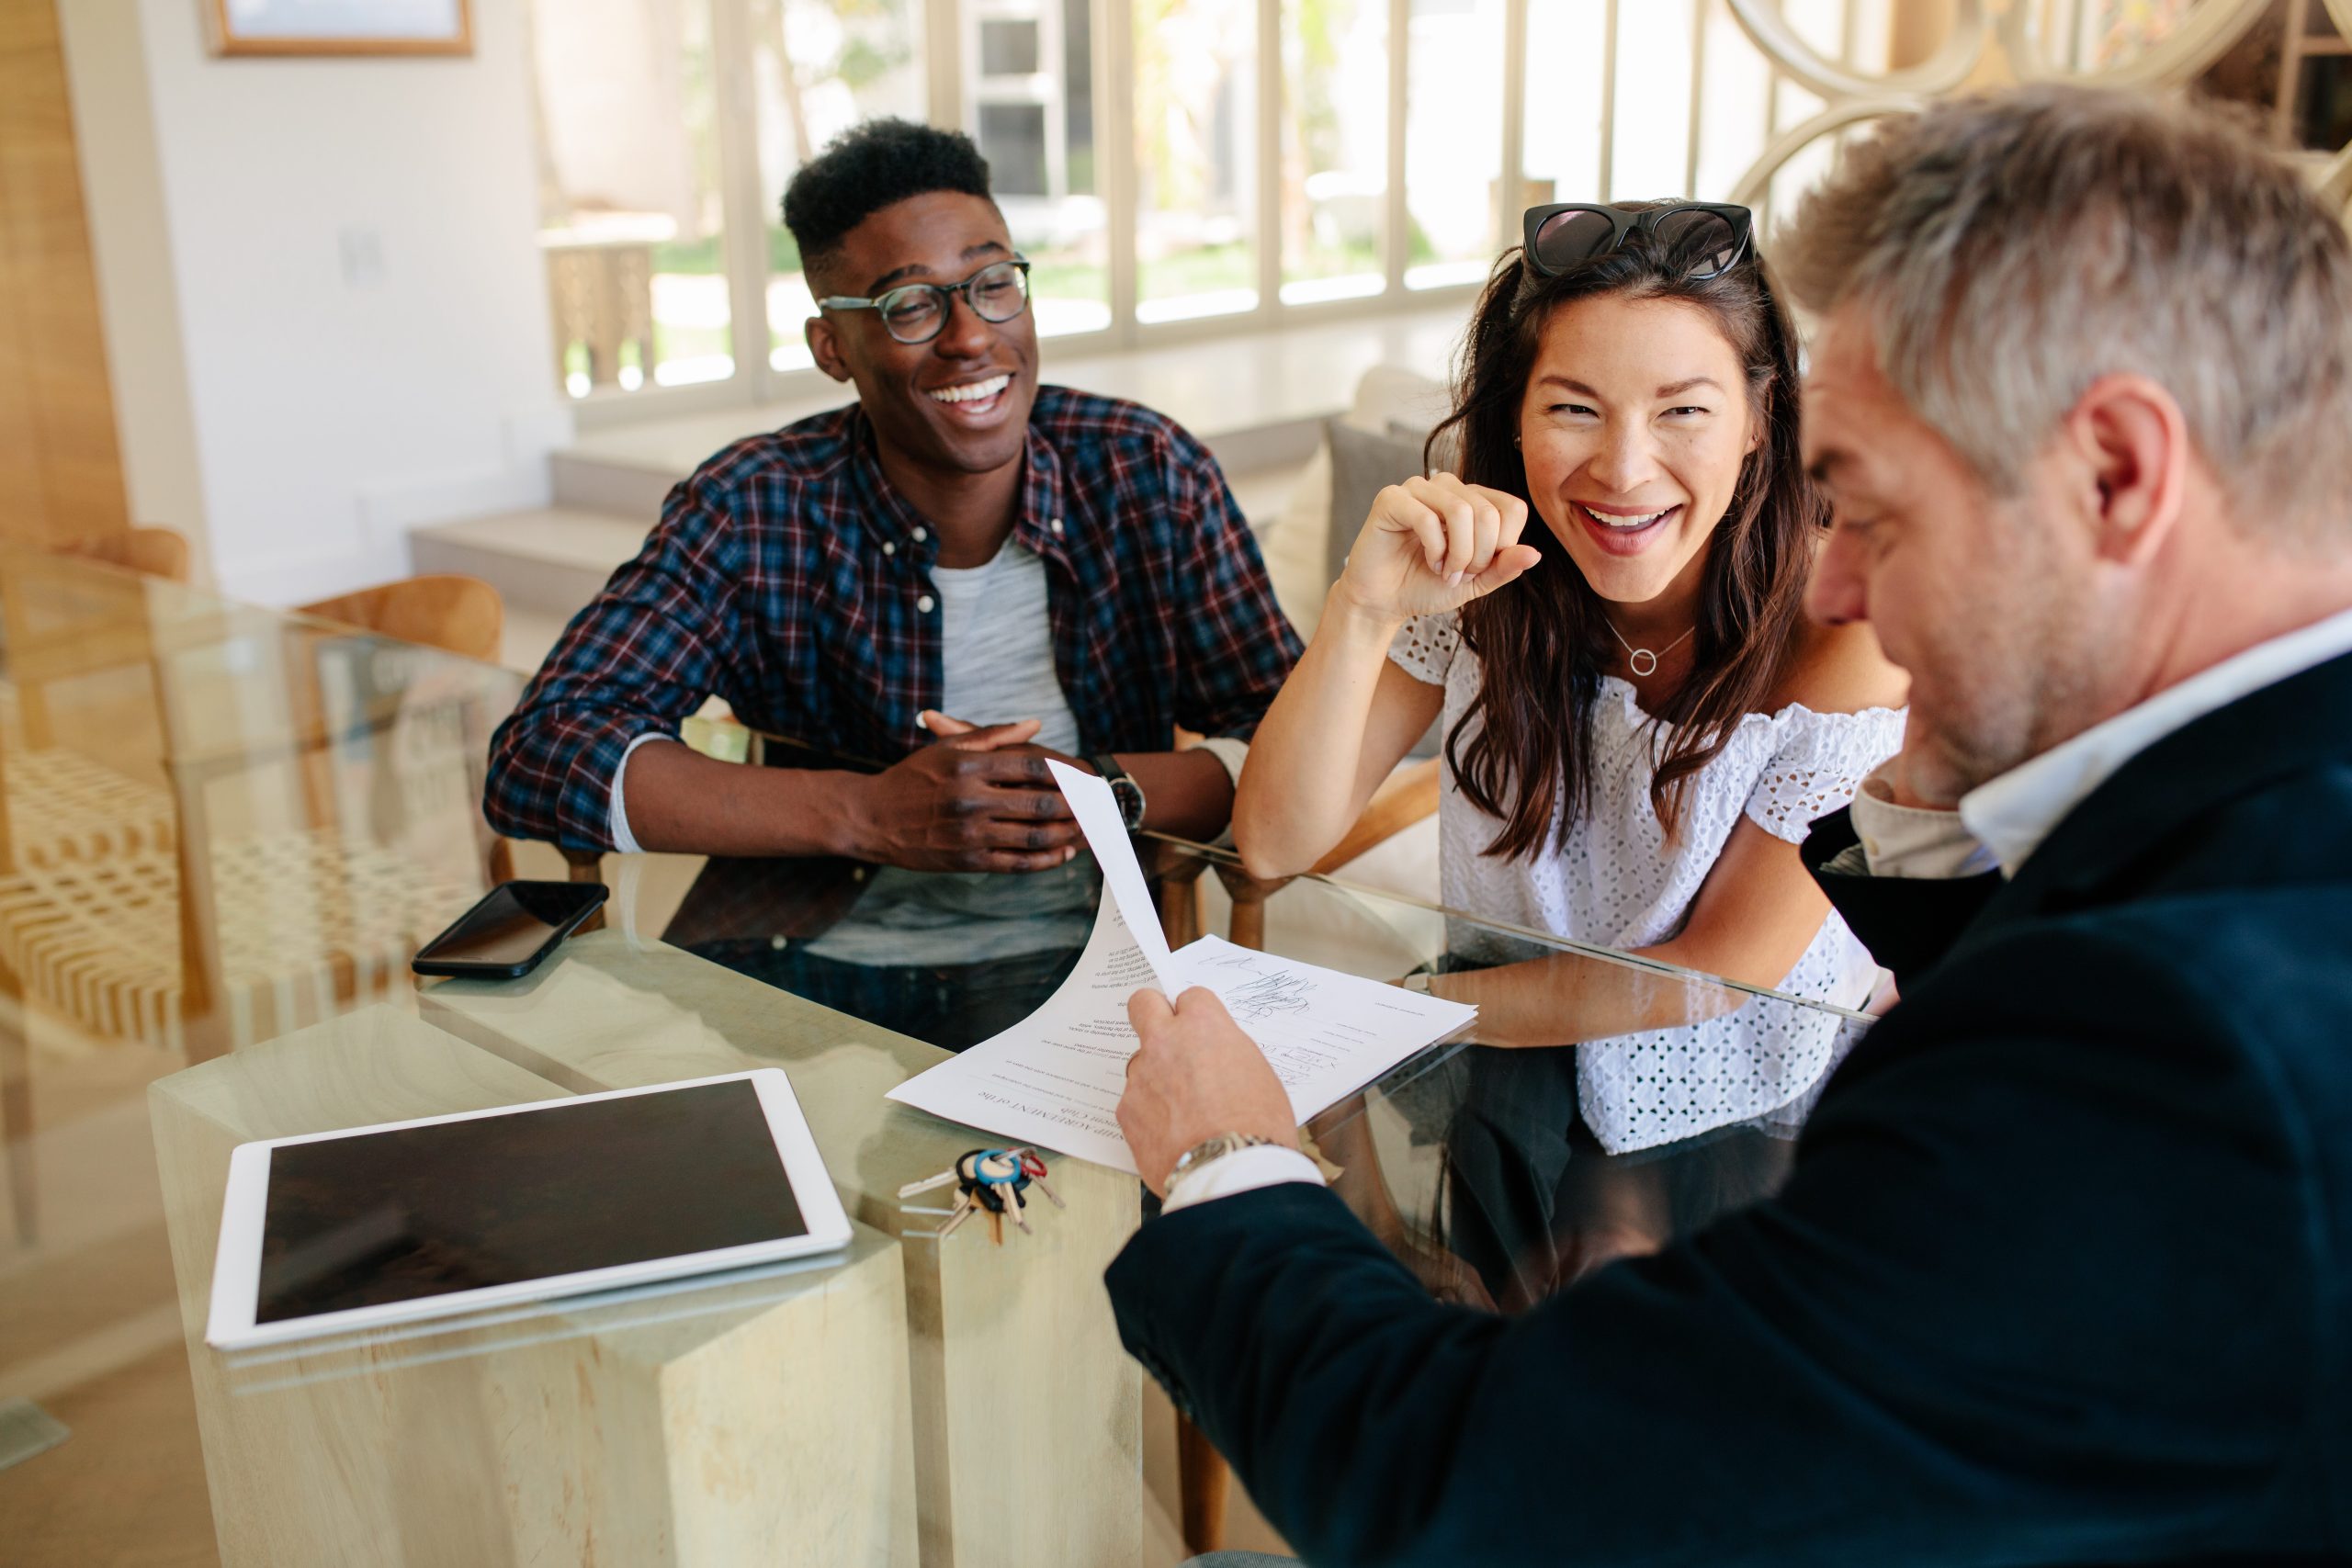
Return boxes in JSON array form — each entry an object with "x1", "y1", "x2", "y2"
[{"x1": 487, "y1": 120, "x2": 1299, "y2": 869}]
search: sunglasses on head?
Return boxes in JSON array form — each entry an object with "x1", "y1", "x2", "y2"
[{"x1": 1521, "y1": 202, "x2": 1754, "y2": 281}]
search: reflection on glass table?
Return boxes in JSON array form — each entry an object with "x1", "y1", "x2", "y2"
[
  {"x1": 663, "y1": 852, "x2": 1105, "y2": 1050},
  {"x1": 595, "y1": 819, "x2": 1877, "y2": 1321},
  {"x1": 0, "y1": 550, "x2": 529, "y2": 1562},
  {"x1": 0, "y1": 548, "x2": 517, "y2": 1093},
  {"x1": 1193, "y1": 846, "x2": 1871, "y2": 1316},
  {"x1": 1312, "y1": 935, "x2": 1869, "y2": 1315}
]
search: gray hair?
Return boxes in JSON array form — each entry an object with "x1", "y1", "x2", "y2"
[{"x1": 1776, "y1": 84, "x2": 2352, "y2": 545}]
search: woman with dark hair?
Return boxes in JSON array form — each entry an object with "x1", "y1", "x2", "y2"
[{"x1": 1236, "y1": 203, "x2": 1905, "y2": 1285}]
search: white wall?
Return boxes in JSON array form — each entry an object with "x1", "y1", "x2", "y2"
[
  {"x1": 54, "y1": 0, "x2": 210, "y2": 578},
  {"x1": 62, "y1": 0, "x2": 570, "y2": 604}
]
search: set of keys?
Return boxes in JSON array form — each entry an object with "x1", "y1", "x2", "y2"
[{"x1": 899, "y1": 1147, "x2": 1064, "y2": 1246}]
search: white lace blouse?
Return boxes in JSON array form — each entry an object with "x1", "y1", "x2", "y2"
[{"x1": 1389, "y1": 612, "x2": 1905, "y2": 1154}]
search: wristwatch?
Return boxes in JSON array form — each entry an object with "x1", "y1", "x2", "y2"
[
  {"x1": 1088, "y1": 753, "x2": 1148, "y2": 831},
  {"x1": 1169, "y1": 1132, "x2": 1277, "y2": 1186}
]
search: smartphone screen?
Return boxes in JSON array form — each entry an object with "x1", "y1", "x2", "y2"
[{"x1": 413, "y1": 882, "x2": 605, "y2": 973}]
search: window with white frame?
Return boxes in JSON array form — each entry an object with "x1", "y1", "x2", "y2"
[
  {"x1": 529, "y1": 0, "x2": 2352, "y2": 417},
  {"x1": 520, "y1": 0, "x2": 1863, "y2": 412},
  {"x1": 752, "y1": 0, "x2": 932, "y2": 373},
  {"x1": 528, "y1": 0, "x2": 737, "y2": 396}
]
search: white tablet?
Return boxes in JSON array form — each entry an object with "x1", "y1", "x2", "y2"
[{"x1": 204, "y1": 1069, "x2": 853, "y2": 1351}]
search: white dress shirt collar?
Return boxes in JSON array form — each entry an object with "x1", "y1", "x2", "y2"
[{"x1": 1959, "y1": 606, "x2": 2352, "y2": 875}]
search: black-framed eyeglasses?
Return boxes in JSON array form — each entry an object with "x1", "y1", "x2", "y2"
[
  {"x1": 1521, "y1": 203, "x2": 1753, "y2": 281},
  {"x1": 818, "y1": 257, "x2": 1033, "y2": 344}
]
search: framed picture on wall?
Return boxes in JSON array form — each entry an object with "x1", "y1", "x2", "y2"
[{"x1": 204, "y1": 0, "x2": 473, "y2": 57}]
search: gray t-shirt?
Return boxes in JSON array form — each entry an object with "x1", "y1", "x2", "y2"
[
  {"x1": 928, "y1": 540, "x2": 1082, "y2": 753},
  {"x1": 802, "y1": 541, "x2": 1087, "y2": 964}
]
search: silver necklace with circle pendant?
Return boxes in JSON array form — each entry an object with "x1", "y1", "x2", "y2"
[{"x1": 1604, "y1": 617, "x2": 1695, "y2": 679}]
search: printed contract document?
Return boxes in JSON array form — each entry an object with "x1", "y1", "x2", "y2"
[{"x1": 887, "y1": 763, "x2": 1477, "y2": 1173}]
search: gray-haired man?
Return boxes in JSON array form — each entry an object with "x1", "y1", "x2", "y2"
[{"x1": 1112, "y1": 85, "x2": 2352, "y2": 1567}]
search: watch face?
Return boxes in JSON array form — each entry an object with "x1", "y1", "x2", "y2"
[
  {"x1": 1175, "y1": 1136, "x2": 1238, "y2": 1175},
  {"x1": 1174, "y1": 1133, "x2": 1269, "y2": 1179},
  {"x1": 1111, "y1": 776, "x2": 1146, "y2": 829}
]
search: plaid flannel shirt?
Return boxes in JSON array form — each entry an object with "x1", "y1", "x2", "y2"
[{"x1": 485, "y1": 386, "x2": 1302, "y2": 850}]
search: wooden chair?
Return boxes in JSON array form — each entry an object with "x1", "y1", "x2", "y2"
[
  {"x1": 0, "y1": 566, "x2": 514, "y2": 1242},
  {"x1": 2, "y1": 526, "x2": 209, "y2": 898},
  {"x1": 1219, "y1": 756, "x2": 1442, "y2": 953},
  {"x1": 0, "y1": 558, "x2": 178, "y2": 1242},
  {"x1": 297, "y1": 574, "x2": 503, "y2": 666},
  {"x1": 293, "y1": 573, "x2": 513, "y2": 882},
  {"x1": 1308, "y1": 757, "x2": 1442, "y2": 874},
  {"x1": 56, "y1": 525, "x2": 195, "y2": 585}
]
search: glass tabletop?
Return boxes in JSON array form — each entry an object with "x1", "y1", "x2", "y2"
[
  {"x1": 0, "y1": 549, "x2": 1873, "y2": 1562},
  {"x1": 0, "y1": 552, "x2": 536, "y2": 1562},
  {"x1": 621, "y1": 827, "x2": 1871, "y2": 1314}
]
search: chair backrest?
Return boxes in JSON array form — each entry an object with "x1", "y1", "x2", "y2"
[
  {"x1": 57, "y1": 525, "x2": 194, "y2": 583},
  {"x1": 1324, "y1": 419, "x2": 1429, "y2": 594},
  {"x1": 1323, "y1": 421, "x2": 1446, "y2": 762},
  {"x1": 296, "y1": 574, "x2": 504, "y2": 663}
]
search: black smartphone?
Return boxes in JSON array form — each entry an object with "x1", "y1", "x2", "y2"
[{"x1": 412, "y1": 881, "x2": 609, "y2": 979}]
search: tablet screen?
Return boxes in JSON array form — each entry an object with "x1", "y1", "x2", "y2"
[{"x1": 254, "y1": 1078, "x2": 808, "y2": 1325}]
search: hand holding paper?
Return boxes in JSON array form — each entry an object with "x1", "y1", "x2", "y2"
[
  {"x1": 1118, "y1": 985, "x2": 1300, "y2": 1194},
  {"x1": 885, "y1": 765, "x2": 1477, "y2": 1173}
]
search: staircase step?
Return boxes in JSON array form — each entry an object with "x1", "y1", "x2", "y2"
[
  {"x1": 416, "y1": 456, "x2": 1316, "y2": 639},
  {"x1": 550, "y1": 448, "x2": 689, "y2": 522},
  {"x1": 410, "y1": 508, "x2": 650, "y2": 620}
]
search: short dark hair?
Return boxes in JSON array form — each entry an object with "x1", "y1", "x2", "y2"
[{"x1": 782, "y1": 118, "x2": 996, "y2": 287}]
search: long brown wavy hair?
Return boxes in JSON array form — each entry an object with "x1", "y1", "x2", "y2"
[{"x1": 1433, "y1": 211, "x2": 1822, "y2": 860}]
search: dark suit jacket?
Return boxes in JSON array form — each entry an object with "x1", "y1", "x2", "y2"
[{"x1": 1105, "y1": 650, "x2": 2352, "y2": 1566}]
